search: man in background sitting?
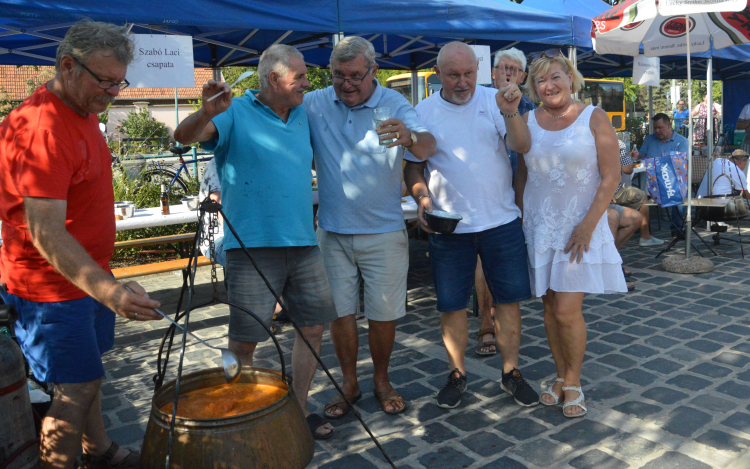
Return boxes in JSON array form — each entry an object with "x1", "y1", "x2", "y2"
[{"x1": 697, "y1": 149, "x2": 750, "y2": 199}]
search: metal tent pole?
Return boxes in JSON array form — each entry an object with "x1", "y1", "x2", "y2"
[
  {"x1": 708, "y1": 57, "x2": 714, "y2": 195},
  {"x1": 648, "y1": 86, "x2": 654, "y2": 135},
  {"x1": 685, "y1": 14, "x2": 694, "y2": 258}
]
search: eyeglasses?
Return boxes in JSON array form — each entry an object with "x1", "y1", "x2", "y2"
[
  {"x1": 529, "y1": 48, "x2": 565, "y2": 64},
  {"x1": 331, "y1": 68, "x2": 372, "y2": 86},
  {"x1": 494, "y1": 64, "x2": 524, "y2": 74},
  {"x1": 74, "y1": 58, "x2": 130, "y2": 90}
]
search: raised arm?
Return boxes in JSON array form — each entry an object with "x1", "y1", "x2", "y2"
[
  {"x1": 24, "y1": 197, "x2": 162, "y2": 320},
  {"x1": 174, "y1": 79, "x2": 232, "y2": 144},
  {"x1": 495, "y1": 61, "x2": 531, "y2": 154}
]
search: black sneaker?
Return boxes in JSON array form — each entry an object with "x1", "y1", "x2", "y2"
[
  {"x1": 500, "y1": 368, "x2": 539, "y2": 407},
  {"x1": 436, "y1": 369, "x2": 467, "y2": 409}
]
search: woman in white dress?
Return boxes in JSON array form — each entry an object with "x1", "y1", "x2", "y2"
[{"x1": 516, "y1": 50, "x2": 627, "y2": 418}]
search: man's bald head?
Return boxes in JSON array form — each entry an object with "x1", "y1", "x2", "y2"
[
  {"x1": 434, "y1": 41, "x2": 478, "y2": 105},
  {"x1": 436, "y1": 41, "x2": 477, "y2": 69}
]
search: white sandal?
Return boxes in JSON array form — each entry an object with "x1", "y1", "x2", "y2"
[
  {"x1": 540, "y1": 377, "x2": 564, "y2": 406},
  {"x1": 562, "y1": 385, "x2": 587, "y2": 418}
]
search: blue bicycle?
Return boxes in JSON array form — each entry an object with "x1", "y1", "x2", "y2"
[{"x1": 140, "y1": 146, "x2": 214, "y2": 204}]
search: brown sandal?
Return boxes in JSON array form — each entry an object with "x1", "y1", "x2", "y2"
[
  {"x1": 374, "y1": 389, "x2": 407, "y2": 415},
  {"x1": 324, "y1": 391, "x2": 361, "y2": 419},
  {"x1": 475, "y1": 327, "x2": 497, "y2": 356},
  {"x1": 80, "y1": 442, "x2": 140, "y2": 469}
]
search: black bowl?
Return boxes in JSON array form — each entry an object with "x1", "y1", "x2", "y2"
[{"x1": 424, "y1": 209, "x2": 462, "y2": 234}]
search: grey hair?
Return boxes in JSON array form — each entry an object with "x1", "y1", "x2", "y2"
[
  {"x1": 330, "y1": 36, "x2": 377, "y2": 69},
  {"x1": 494, "y1": 48, "x2": 527, "y2": 71},
  {"x1": 55, "y1": 19, "x2": 134, "y2": 70},
  {"x1": 257, "y1": 44, "x2": 305, "y2": 90},
  {"x1": 436, "y1": 41, "x2": 476, "y2": 69}
]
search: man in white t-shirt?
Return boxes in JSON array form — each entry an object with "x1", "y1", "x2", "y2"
[
  {"x1": 697, "y1": 150, "x2": 750, "y2": 198},
  {"x1": 404, "y1": 41, "x2": 539, "y2": 410}
]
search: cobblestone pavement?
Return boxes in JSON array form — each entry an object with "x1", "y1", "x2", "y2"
[{"x1": 104, "y1": 220, "x2": 750, "y2": 469}]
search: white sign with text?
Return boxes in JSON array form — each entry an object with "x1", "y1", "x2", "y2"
[
  {"x1": 633, "y1": 55, "x2": 660, "y2": 87},
  {"x1": 126, "y1": 35, "x2": 195, "y2": 88},
  {"x1": 658, "y1": 0, "x2": 745, "y2": 15},
  {"x1": 469, "y1": 45, "x2": 493, "y2": 85}
]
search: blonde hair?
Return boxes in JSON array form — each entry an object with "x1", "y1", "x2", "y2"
[{"x1": 524, "y1": 55, "x2": 584, "y2": 104}]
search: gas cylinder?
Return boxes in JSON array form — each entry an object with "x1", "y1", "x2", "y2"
[{"x1": 0, "y1": 333, "x2": 39, "y2": 469}]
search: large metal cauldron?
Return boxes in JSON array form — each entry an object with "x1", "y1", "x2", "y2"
[{"x1": 140, "y1": 367, "x2": 314, "y2": 469}]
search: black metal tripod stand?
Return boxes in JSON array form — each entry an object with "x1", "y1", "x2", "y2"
[{"x1": 152, "y1": 198, "x2": 396, "y2": 469}]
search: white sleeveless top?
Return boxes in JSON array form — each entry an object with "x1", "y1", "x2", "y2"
[{"x1": 523, "y1": 105, "x2": 626, "y2": 297}]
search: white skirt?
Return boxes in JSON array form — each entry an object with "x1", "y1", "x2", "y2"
[{"x1": 527, "y1": 241, "x2": 628, "y2": 298}]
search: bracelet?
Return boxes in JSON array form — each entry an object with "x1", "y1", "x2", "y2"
[{"x1": 503, "y1": 111, "x2": 519, "y2": 118}]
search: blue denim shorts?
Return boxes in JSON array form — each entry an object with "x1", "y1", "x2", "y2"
[
  {"x1": 428, "y1": 218, "x2": 531, "y2": 312},
  {"x1": 0, "y1": 290, "x2": 115, "y2": 383}
]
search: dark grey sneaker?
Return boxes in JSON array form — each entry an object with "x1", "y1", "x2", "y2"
[
  {"x1": 500, "y1": 368, "x2": 539, "y2": 407},
  {"x1": 436, "y1": 369, "x2": 467, "y2": 409}
]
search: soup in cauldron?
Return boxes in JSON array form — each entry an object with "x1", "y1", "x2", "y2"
[{"x1": 161, "y1": 382, "x2": 286, "y2": 419}]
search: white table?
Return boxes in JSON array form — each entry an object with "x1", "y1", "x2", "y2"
[
  {"x1": 116, "y1": 196, "x2": 419, "y2": 232},
  {"x1": 116, "y1": 205, "x2": 198, "y2": 231}
]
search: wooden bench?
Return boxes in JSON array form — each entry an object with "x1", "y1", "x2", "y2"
[
  {"x1": 112, "y1": 232, "x2": 214, "y2": 279},
  {"x1": 114, "y1": 232, "x2": 196, "y2": 251},
  {"x1": 112, "y1": 256, "x2": 212, "y2": 280}
]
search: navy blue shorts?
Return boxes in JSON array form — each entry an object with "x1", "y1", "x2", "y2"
[
  {"x1": 428, "y1": 218, "x2": 532, "y2": 313},
  {"x1": 0, "y1": 290, "x2": 115, "y2": 383}
]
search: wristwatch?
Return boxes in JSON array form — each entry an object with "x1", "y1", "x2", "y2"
[{"x1": 404, "y1": 130, "x2": 418, "y2": 149}]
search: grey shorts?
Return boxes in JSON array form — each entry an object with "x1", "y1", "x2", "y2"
[
  {"x1": 317, "y1": 228, "x2": 408, "y2": 322},
  {"x1": 613, "y1": 185, "x2": 646, "y2": 211},
  {"x1": 609, "y1": 203, "x2": 625, "y2": 217},
  {"x1": 225, "y1": 246, "x2": 337, "y2": 343}
]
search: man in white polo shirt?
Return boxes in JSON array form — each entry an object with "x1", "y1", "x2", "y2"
[{"x1": 404, "y1": 41, "x2": 539, "y2": 410}]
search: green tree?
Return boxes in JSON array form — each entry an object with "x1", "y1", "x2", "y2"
[
  {"x1": 25, "y1": 66, "x2": 55, "y2": 95},
  {"x1": 0, "y1": 86, "x2": 18, "y2": 120},
  {"x1": 376, "y1": 69, "x2": 412, "y2": 87},
  {"x1": 308, "y1": 68, "x2": 331, "y2": 90},
  {"x1": 220, "y1": 66, "x2": 332, "y2": 96},
  {"x1": 221, "y1": 66, "x2": 260, "y2": 96},
  {"x1": 220, "y1": 65, "x2": 427, "y2": 96},
  {"x1": 118, "y1": 108, "x2": 172, "y2": 152}
]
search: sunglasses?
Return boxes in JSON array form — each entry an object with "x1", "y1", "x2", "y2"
[{"x1": 529, "y1": 48, "x2": 565, "y2": 64}]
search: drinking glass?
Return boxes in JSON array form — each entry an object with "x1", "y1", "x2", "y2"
[{"x1": 373, "y1": 107, "x2": 393, "y2": 146}]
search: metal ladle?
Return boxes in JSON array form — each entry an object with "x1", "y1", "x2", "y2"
[{"x1": 122, "y1": 285, "x2": 241, "y2": 383}]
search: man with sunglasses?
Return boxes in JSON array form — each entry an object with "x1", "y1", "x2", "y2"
[
  {"x1": 404, "y1": 41, "x2": 537, "y2": 410},
  {"x1": 0, "y1": 20, "x2": 162, "y2": 469},
  {"x1": 303, "y1": 36, "x2": 436, "y2": 418}
]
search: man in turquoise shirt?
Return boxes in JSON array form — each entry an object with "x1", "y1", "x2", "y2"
[
  {"x1": 304, "y1": 36, "x2": 436, "y2": 418},
  {"x1": 174, "y1": 44, "x2": 337, "y2": 439},
  {"x1": 639, "y1": 113, "x2": 689, "y2": 237}
]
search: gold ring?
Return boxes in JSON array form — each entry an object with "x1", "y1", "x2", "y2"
[{"x1": 396, "y1": 132, "x2": 400, "y2": 139}]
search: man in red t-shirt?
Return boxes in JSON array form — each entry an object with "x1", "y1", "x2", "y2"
[{"x1": 0, "y1": 20, "x2": 162, "y2": 469}]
